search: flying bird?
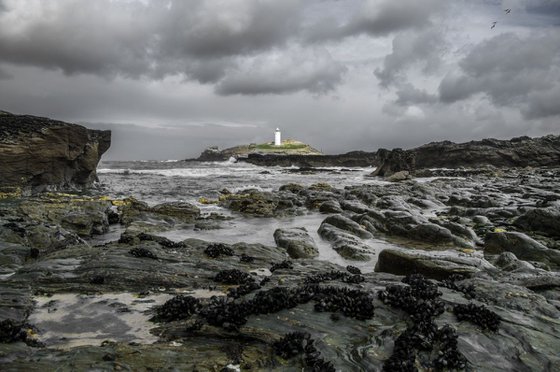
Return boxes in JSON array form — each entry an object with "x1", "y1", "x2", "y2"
[
  {"x1": 505, "y1": 9, "x2": 511, "y2": 14},
  {"x1": 491, "y1": 21, "x2": 497, "y2": 29}
]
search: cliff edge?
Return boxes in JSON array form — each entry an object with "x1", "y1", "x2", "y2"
[
  {"x1": 373, "y1": 135, "x2": 560, "y2": 177},
  {"x1": 0, "y1": 110, "x2": 111, "y2": 193}
]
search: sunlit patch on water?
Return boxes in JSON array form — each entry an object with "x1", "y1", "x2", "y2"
[{"x1": 29, "y1": 292, "x2": 172, "y2": 348}]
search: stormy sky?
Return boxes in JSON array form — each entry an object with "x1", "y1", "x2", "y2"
[{"x1": 0, "y1": 0, "x2": 559, "y2": 160}]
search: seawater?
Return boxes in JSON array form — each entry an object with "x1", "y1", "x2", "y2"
[{"x1": 97, "y1": 160, "x2": 394, "y2": 272}]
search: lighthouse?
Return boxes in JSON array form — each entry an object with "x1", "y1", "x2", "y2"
[{"x1": 274, "y1": 128, "x2": 281, "y2": 146}]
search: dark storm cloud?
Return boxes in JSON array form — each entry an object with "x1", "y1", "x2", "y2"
[
  {"x1": 374, "y1": 28, "x2": 446, "y2": 88},
  {"x1": 304, "y1": 0, "x2": 445, "y2": 43},
  {"x1": 0, "y1": 0, "x2": 310, "y2": 93},
  {"x1": 438, "y1": 31, "x2": 560, "y2": 118},
  {"x1": 0, "y1": 0, "x2": 447, "y2": 96}
]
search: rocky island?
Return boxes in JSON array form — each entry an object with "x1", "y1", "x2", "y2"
[{"x1": 1, "y1": 112, "x2": 560, "y2": 371}]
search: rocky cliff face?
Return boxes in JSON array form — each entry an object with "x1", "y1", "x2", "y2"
[
  {"x1": 374, "y1": 135, "x2": 560, "y2": 177},
  {"x1": 0, "y1": 111, "x2": 111, "y2": 193}
]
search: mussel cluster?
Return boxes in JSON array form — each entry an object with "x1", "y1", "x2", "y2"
[
  {"x1": 204, "y1": 243, "x2": 235, "y2": 258},
  {"x1": 433, "y1": 325, "x2": 467, "y2": 370},
  {"x1": 227, "y1": 281, "x2": 262, "y2": 299},
  {"x1": 379, "y1": 274, "x2": 467, "y2": 371},
  {"x1": 453, "y1": 303, "x2": 500, "y2": 331},
  {"x1": 0, "y1": 319, "x2": 39, "y2": 346},
  {"x1": 304, "y1": 270, "x2": 364, "y2": 284},
  {"x1": 346, "y1": 265, "x2": 362, "y2": 275},
  {"x1": 314, "y1": 286, "x2": 374, "y2": 320},
  {"x1": 273, "y1": 332, "x2": 335, "y2": 372},
  {"x1": 136, "y1": 232, "x2": 186, "y2": 248},
  {"x1": 159, "y1": 284, "x2": 375, "y2": 331},
  {"x1": 151, "y1": 295, "x2": 201, "y2": 322},
  {"x1": 270, "y1": 260, "x2": 293, "y2": 272},
  {"x1": 214, "y1": 269, "x2": 255, "y2": 285},
  {"x1": 239, "y1": 254, "x2": 255, "y2": 263},
  {"x1": 439, "y1": 274, "x2": 476, "y2": 299},
  {"x1": 128, "y1": 247, "x2": 158, "y2": 259}
]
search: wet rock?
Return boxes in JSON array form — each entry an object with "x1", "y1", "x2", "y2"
[
  {"x1": 273, "y1": 227, "x2": 318, "y2": 259},
  {"x1": 128, "y1": 247, "x2": 158, "y2": 260},
  {"x1": 321, "y1": 215, "x2": 373, "y2": 239},
  {"x1": 319, "y1": 200, "x2": 343, "y2": 214},
  {"x1": 387, "y1": 170, "x2": 412, "y2": 182},
  {"x1": 339, "y1": 199, "x2": 371, "y2": 214},
  {"x1": 485, "y1": 232, "x2": 560, "y2": 268},
  {"x1": 375, "y1": 249, "x2": 490, "y2": 280},
  {"x1": 318, "y1": 223, "x2": 372, "y2": 261},
  {"x1": 151, "y1": 202, "x2": 200, "y2": 222},
  {"x1": 270, "y1": 260, "x2": 293, "y2": 273},
  {"x1": 514, "y1": 206, "x2": 560, "y2": 238}
]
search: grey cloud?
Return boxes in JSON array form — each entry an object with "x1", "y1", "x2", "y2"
[
  {"x1": 439, "y1": 31, "x2": 560, "y2": 118},
  {"x1": 375, "y1": 28, "x2": 446, "y2": 88},
  {"x1": 395, "y1": 83, "x2": 438, "y2": 106},
  {"x1": 215, "y1": 47, "x2": 346, "y2": 95},
  {"x1": 304, "y1": 0, "x2": 445, "y2": 43},
  {"x1": 523, "y1": 86, "x2": 560, "y2": 119},
  {"x1": 0, "y1": 0, "x2": 317, "y2": 94}
]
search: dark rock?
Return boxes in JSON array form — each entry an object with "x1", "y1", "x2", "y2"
[
  {"x1": 372, "y1": 135, "x2": 560, "y2": 177},
  {"x1": 321, "y1": 215, "x2": 373, "y2": 239},
  {"x1": 514, "y1": 206, "x2": 560, "y2": 237},
  {"x1": 270, "y1": 260, "x2": 293, "y2": 273},
  {"x1": 319, "y1": 200, "x2": 343, "y2": 214},
  {"x1": 484, "y1": 232, "x2": 560, "y2": 268},
  {"x1": 375, "y1": 249, "x2": 489, "y2": 280},
  {"x1": 129, "y1": 247, "x2": 158, "y2": 260},
  {"x1": 151, "y1": 202, "x2": 200, "y2": 222},
  {"x1": 318, "y1": 223, "x2": 373, "y2": 261},
  {"x1": 0, "y1": 111, "x2": 111, "y2": 192},
  {"x1": 273, "y1": 227, "x2": 318, "y2": 259}
]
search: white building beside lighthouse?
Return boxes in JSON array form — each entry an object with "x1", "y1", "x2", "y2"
[{"x1": 274, "y1": 128, "x2": 282, "y2": 146}]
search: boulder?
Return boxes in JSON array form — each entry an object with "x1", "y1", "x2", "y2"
[
  {"x1": 375, "y1": 248, "x2": 490, "y2": 280},
  {"x1": 514, "y1": 206, "x2": 560, "y2": 237},
  {"x1": 387, "y1": 170, "x2": 411, "y2": 182},
  {"x1": 152, "y1": 202, "x2": 201, "y2": 222},
  {"x1": 318, "y1": 223, "x2": 372, "y2": 261},
  {"x1": 0, "y1": 111, "x2": 111, "y2": 192},
  {"x1": 273, "y1": 227, "x2": 318, "y2": 259},
  {"x1": 321, "y1": 215, "x2": 373, "y2": 239},
  {"x1": 319, "y1": 200, "x2": 343, "y2": 214},
  {"x1": 484, "y1": 232, "x2": 560, "y2": 268}
]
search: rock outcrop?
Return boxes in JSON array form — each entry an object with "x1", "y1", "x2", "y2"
[
  {"x1": 373, "y1": 135, "x2": 560, "y2": 176},
  {"x1": 0, "y1": 111, "x2": 111, "y2": 192}
]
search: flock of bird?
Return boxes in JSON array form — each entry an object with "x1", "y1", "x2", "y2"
[{"x1": 491, "y1": 8, "x2": 512, "y2": 29}]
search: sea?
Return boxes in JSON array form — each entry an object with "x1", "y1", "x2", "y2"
[{"x1": 96, "y1": 159, "x2": 401, "y2": 272}]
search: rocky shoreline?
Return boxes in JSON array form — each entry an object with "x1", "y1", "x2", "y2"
[
  {"x1": 1, "y1": 165, "x2": 559, "y2": 370},
  {"x1": 194, "y1": 135, "x2": 560, "y2": 175}
]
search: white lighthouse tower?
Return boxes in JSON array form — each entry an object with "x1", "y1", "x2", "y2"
[{"x1": 274, "y1": 128, "x2": 282, "y2": 146}]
